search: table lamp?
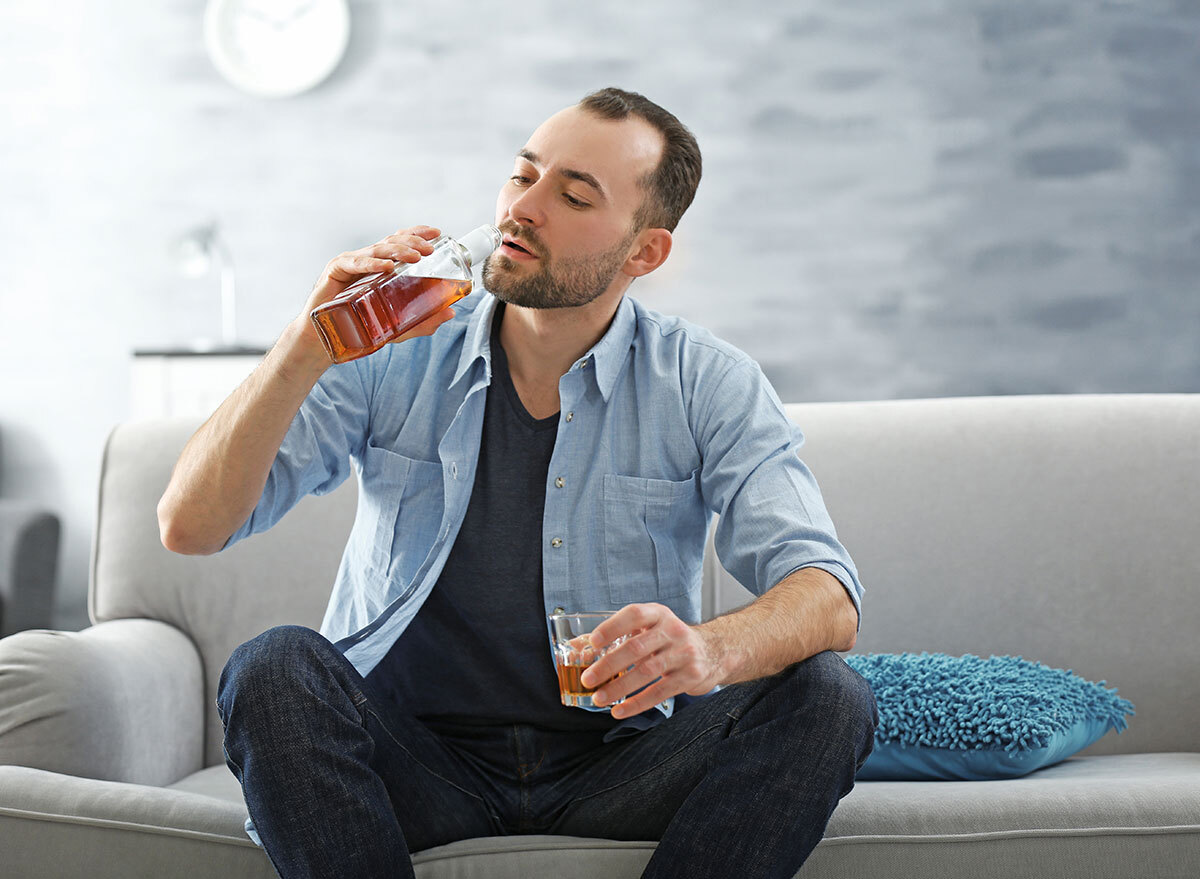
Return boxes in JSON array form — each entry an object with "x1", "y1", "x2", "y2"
[{"x1": 169, "y1": 220, "x2": 242, "y2": 351}]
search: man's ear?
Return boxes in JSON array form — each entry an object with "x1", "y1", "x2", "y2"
[{"x1": 624, "y1": 228, "x2": 673, "y2": 278}]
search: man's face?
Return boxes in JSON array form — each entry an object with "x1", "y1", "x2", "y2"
[{"x1": 483, "y1": 105, "x2": 664, "y2": 309}]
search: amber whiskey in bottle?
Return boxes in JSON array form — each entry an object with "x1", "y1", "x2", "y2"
[{"x1": 310, "y1": 224, "x2": 501, "y2": 363}]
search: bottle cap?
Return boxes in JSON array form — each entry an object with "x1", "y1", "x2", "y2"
[{"x1": 458, "y1": 224, "x2": 503, "y2": 268}]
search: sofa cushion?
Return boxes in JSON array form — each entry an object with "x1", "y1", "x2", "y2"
[
  {"x1": 808, "y1": 752, "x2": 1200, "y2": 877},
  {"x1": 846, "y1": 652, "x2": 1136, "y2": 780}
]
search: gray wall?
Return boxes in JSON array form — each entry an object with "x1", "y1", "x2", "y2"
[{"x1": 1, "y1": 1, "x2": 1197, "y2": 631}]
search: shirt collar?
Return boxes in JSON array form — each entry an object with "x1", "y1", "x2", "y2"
[
  {"x1": 582, "y1": 293, "x2": 636, "y2": 403},
  {"x1": 450, "y1": 292, "x2": 500, "y2": 390},
  {"x1": 450, "y1": 290, "x2": 636, "y2": 403}
]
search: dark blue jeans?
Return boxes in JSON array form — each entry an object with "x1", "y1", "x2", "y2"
[{"x1": 216, "y1": 625, "x2": 877, "y2": 879}]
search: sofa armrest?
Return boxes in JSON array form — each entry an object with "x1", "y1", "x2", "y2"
[
  {"x1": 0, "y1": 500, "x2": 60, "y2": 636},
  {"x1": 0, "y1": 618, "x2": 204, "y2": 786}
]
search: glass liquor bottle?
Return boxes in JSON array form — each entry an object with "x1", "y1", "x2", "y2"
[{"x1": 310, "y1": 224, "x2": 501, "y2": 363}]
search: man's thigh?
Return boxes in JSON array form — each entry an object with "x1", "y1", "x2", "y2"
[
  {"x1": 355, "y1": 664, "x2": 511, "y2": 850},
  {"x1": 221, "y1": 625, "x2": 504, "y2": 853}
]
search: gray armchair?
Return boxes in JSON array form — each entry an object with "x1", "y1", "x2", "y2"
[{"x1": 0, "y1": 426, "x2": 61, "y2": 636}]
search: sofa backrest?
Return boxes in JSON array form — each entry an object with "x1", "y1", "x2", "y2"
[
  {"x1": 707, "y1": 394, "x2": 1200, "y2": 757},
  {"x1": 93, "y1": 394, "x2": 1199, "y2": 768}
]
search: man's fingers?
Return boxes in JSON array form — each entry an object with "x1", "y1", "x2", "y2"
[
  {"x1": 326, "y1": 253, "x2": 397, "y2": 281},
  {"x1": 383, "y1": 232, "x2": 438, "y2": 251},
  {"x1": 394, "y1": 225, "x2": 441, "y2": 240},
  {"x1": 592, "y1": 661, "x2": 662, "y2": 707},
  {"x1": 589, "y1": 603, "x2": 661, "y2": 651},
  {"x1": 610, "y1": 677, "x2": 676, "y2": 719},
  {"x1": 366, "y1": 240, "x2": 431, "y2": 264},
  {"x1": 582, "y1": 625, "x2": 669, "y2": 688}
]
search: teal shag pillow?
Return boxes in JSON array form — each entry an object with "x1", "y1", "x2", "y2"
[{"x1": 844, "y1": 652, "x2": 1136, "y2": 781}]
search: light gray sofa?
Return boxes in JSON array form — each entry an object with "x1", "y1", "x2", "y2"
[{"x1": 1, "y1": 393, "x2": 1197, "y2": 878}]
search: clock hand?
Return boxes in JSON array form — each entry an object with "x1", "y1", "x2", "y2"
[
  {"x1": 276, "y1": 0, "x2": 319, "y2": 29},
  {"x1": 240, "y1": 3, "x2": 289, "y2": 27}
]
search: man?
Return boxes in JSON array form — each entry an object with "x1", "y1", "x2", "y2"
[{"x1": 159, "y1": 87, "x2": 877, "y2": 879}]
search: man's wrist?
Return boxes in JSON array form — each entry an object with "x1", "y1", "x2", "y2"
[
  {"x1": 275, "y1": 316, "x2": 333, "y2": 387},
  {"x1": 695, "y1": 621, "x2": 740, "y2": 688}
]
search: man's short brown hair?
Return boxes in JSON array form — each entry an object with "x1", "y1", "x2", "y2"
[{"x1": 578, "y1": 87, "x2": 702, "y2": 233}]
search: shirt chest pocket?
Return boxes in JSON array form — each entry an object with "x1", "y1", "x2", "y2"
[
  {"x1": 361, "y1": 443, "x2": 445, "y2": 584},
  {"x1": 602, "y1": 470, "x2": 706, "y2": 607}
]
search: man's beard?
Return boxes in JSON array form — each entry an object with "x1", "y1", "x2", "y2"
[{"x1": 482, "y1": 228, "x2": 637, "y2": 310}]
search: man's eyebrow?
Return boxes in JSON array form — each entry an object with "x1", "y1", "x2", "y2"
[{"x1": 517, "y1": 149, "x2": 609, "y2": 202}]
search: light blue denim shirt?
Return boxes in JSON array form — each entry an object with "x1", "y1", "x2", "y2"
[{"x1": 226, "y1": 288, "x2": 863, "y2": 706}]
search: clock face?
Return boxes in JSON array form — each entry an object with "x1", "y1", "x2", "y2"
[{"x1": 204, "y1": 0, "x2": 351, "y2": 98}]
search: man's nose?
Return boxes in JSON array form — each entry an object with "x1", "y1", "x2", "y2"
[{"x1": 506, "y1": 179, "x2": 550, "y2": 228}]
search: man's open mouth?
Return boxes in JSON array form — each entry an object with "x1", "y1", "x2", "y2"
[{"x1": 502, "y1": 237, "x2": 538, "y2": 257}]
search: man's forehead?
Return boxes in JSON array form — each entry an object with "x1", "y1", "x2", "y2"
[{"x1": 518, "y1": 107, "x2": 662, "y2": 200}]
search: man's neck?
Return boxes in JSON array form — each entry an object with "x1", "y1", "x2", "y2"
[{"x1": 497, "y1": 289, "x2": 625, "y2": 391}]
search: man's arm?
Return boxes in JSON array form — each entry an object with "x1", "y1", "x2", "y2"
[
  {"x1": 583, "y1": 567, "x2": 858, "y2": 719},
  {"x1": 695, "y1": 566, "x2": 858, "y2": 685},
  {"x1": 156, "y1": 318, "x2": 332, "y2": 555},
  {"x1": 157, "y1": 226, "x2": 443, "y2": 556},
  {"x1": 584, "y1": 357, "x2": 865, "y2": 718}
]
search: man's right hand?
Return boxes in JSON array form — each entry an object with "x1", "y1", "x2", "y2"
[{"x1": 300, "y1": 225, "x2": 442, "y2": 316}]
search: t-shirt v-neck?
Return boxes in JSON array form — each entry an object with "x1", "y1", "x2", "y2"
[{"x1": 491, "y1": 304, "x2": 560, "y2": 430}]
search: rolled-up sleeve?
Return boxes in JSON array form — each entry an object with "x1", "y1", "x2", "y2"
[
  {"x1": 695, "y1": 358, "x2": 863, "y2": 627},
  {"x1": 222, "y1": 358, "x2": 373, "y2": 550}
]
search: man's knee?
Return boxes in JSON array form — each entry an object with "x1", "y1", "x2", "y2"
[
  {"x1": 216, "y1": 625, "x2": 333, "y2": 722},
  {"x1": 784, "y1": 650, "x2": 878, "y2": 753}
]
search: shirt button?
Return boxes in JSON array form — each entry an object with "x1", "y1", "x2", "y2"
[
  {"x1": 565, "y1": 412, "x2": 574, "y2": 422},
  {"x1": 451, "y1": 462, "x2": 458, "y2": 479},
  {"x1": 554, "y1": 476, "x2": 565, "y2": 489},
  {"x1": 551, "y1": 537, "x2": 563, "y2": 548}
]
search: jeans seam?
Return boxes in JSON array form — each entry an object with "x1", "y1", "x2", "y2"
[
  {"x1": 518, "y1": 748, "x2": 547, "y2": 780},
  {"x1": 363, "y1": 705, "x2": 490, "y2": 805},
  {"x1": 222, "y1": 742, "x2": 244, "y2": 776},
  {"x1": 566, "y1": 720, "x2": 726, "y2": 806}
]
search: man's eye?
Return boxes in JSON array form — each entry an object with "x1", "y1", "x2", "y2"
[
  {"x1": 510, "y1": 175, "x2": 531, "y2": 185},
  {"x1": 564, "y1": 193, "x2": 588, "y2": 207}
]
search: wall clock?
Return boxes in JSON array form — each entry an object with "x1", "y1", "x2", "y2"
[{"x1": 203, "y1": 0, "x2": 351, "y2": 98}]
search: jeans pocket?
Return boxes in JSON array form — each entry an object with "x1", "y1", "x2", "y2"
[{"x1": 602, "y1": 470, "x2": 704, "y2": 606}]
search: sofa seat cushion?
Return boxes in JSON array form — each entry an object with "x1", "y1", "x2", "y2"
[
  {"x1": 3, "y1": 754, "x2": 1198, "y2": 878},
  {"x1": 807, "y1": 752, "x2": 1200, "y2": 877}
]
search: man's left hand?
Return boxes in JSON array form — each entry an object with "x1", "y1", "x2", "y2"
[{"x1": 580, "y1": 603, "x2": 725, "y2": 719}]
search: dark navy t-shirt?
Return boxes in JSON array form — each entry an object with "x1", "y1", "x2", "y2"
[{"x1": 367, "y1": 303, "x2": 619, "y2": 734}]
